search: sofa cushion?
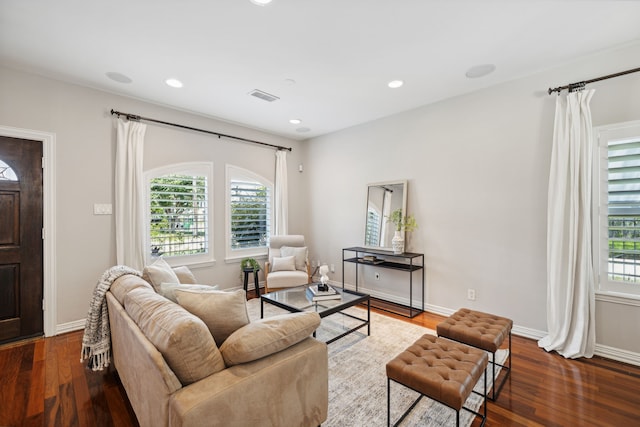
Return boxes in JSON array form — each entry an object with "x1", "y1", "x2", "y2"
[
  {"x1": 220, "y1": 312, "x2": 321, "y2": 366},
  {"x1": 172, "y1": 265, "x2": 197, "y2": 284},
  {"x1": 124, "y1": 287, "x2": 225, "y2": 385},
  {"x1": 271, "y1": 255, "x2": 296, "y2": 272},
  {"x1": 159, "y1": 283, "x2": 219, "y2": 303},
  {"x1": 280, "y1": 246, "x2": 307, "y2": 271},
  {"x1": 110, "y1": 274, "x2": 155, "y2": 304},
  {"x1": 142, "y1": 258, "x2": 180, "y2": 292},
  {"x1": 175, "y1": 289, "x2": 250, "y2": 346}
]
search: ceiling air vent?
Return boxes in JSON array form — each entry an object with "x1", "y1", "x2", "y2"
[{"x1": 249, "y1": 89, "x2": 280, "y2": 102}]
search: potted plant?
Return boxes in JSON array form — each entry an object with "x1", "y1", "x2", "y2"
[
  {"x1": 386, "y1": 208, "x2": 418, "y2": 253},
  {"x1": 241, "y1": 257, "x2": 261, "y2": 273}
]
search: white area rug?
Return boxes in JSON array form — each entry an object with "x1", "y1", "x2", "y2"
[{"x1": 247, "y1": 299, "x2": 507, "y2": 427}]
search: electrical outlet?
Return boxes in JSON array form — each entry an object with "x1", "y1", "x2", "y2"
[
  {"x1": 330, "y1": 264, "x2": 335, "y2": 273},
  {"x1": 467, "y1": 289, "x2": 476, "y2": 301},
  {"x1": 375, "y1": 272, "x2": 380, "y2": 280}
]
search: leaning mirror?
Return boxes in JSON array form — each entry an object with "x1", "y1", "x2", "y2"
[{"x1": 364, "y1": 180, "x2": 407, "y2": 250}]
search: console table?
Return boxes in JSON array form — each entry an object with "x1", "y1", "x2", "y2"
[{"x1": 342, "y1": 247, "x2": 424, "y2": 318}]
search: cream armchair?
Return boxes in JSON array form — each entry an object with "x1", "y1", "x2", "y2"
[{"x1": 264, "y1": 235, "x2": 312, "y2": 292}]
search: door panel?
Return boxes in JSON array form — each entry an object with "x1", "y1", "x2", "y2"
[{"x1": 0, "y1": 136, "x2": 43, "y2": 343}]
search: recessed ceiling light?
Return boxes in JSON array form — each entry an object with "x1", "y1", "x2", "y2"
[
  {"x1": 289, "y1": 119, "x2": 302, "y2": 125},
  {"x1": 465, "y1": 64, "x2": 496, "y2": 79},
  {"x1": 165, "y1": 78, "x2": 183, "y2": 88},
  {"x1": 387, "y1": 80, "x2": 404, "y2": 89},
  {"x1": 106, "y1": 72, "x2": 132, "y2": 84},
  {"x1": 250, "y1": 0, "x2": 272, "y2": 5}
]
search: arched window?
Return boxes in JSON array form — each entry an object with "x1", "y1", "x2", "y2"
[
  {"x1": 226, "y1": 165, "x2": 273, "y2": 259},
  {"x1": 144, "y1": 162, "x2": 214, "y2": 265},
  {"x1": 0, "y1": 159, "x2": 18, "y2": 181}
]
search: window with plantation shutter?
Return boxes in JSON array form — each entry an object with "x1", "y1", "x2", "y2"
[
  {"x1": 595, "y1": 121, "x2": 640, "y2": 297},
  {"x1": 145, "y1": 162, "x2": 214, "y2": 265},
  {"x1": 226, "y1": 165, "x2": 273, "y2": 258}
]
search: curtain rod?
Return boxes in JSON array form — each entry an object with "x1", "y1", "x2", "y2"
[
  {"x1": 547, "y1": 66, "x2": 640, "y2": 95},
  {"x1": 110, "y1": 109, "x2": 292, "y2": 152}
]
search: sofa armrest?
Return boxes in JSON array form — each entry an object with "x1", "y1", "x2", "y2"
[{"x1": 169, "y1": 337, "x2": 328, "y2": 427}]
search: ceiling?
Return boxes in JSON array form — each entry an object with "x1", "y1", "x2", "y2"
[{"x1": 2, "y1": 1, "x2": 640, "y2": 140}]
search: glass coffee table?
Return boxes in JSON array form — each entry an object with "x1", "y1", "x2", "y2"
[{"x1": 261, "y1": 285, "x2": 370, "y2": 344}]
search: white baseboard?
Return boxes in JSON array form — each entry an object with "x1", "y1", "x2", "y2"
[
  {"x1": 340, "y1": 280, "x2": 640, "y2": 366},
  {"x1": 57, "y1": 283, "x2": 640, "y2": 367},
  {"x1": 595, "y1": 343, "x2": 640, "y2": 366},
  {"x1": 56, "y1": 319, "x2": 85, "y2": 335}
]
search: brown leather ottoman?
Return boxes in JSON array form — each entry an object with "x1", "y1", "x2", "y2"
[
  {"x1": 386, "y1": 334, "x2": 488, "y2": 427},
  {"x1": 437, "y1": 308, "x2": 512, "y2": 400}
]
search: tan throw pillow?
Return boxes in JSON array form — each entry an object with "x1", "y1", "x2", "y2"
[
  {"x1": 220, "y1": 312, "x2": 321, "y2": 366},
  {"x1": 124, "y1": 287, "x2": 225, "y2": 385},
  {"x1": 175, "y1": 289, "x2": 250, "y2": 346},
  {"x1": 172, "y1": 266, "x2": 197, "y2": 284},
  {"x1": 159, "y1": 283, "x2": 219, "y2": 303},
  {"x1": 280, "y1": 246, "x2": 307, "y2": 271},
  {"x1": 142, "y1": 258, "x2": 180, "y2": 292},
  {"x1": 271, "y1": 255, "x2": 296, "y2": 272}
]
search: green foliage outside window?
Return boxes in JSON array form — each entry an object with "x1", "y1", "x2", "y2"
[
  {"x1": 230, "y1": 183, "x2": 269, "y2": 249},
  {"x1": 150, "y1": 174, "x2": 207, "y2": 257}
]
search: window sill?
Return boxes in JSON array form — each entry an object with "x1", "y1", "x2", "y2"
[{"x1": 595, "y1": 291, "x2": 640, "y2": 307}]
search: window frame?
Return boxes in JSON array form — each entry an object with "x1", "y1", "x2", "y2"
[
  {"x1": 144, "y1": 162, "x2": 215, "y2": 267},
  {"x1": 225, "y1": 164, "x2": 273, "y2": 261},
  {"x1": 594, "y1": 120, "x2": 640, "y2": 302}
]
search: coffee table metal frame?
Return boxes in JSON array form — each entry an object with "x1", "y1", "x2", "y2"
[{"x1": 260, "y1": 285, "x2": 370, "y2": 344}]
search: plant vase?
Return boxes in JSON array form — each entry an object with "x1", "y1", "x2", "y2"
[{"x1": 392, "y1": 230, "x2": 405, "y2": 254}]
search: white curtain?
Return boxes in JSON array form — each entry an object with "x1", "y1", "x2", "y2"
[
  {"x1": 538, "y1": 89, "x2": 596, "y2": 359},
  {"x1": 115, "y1": 118, "x2": 147, "y2": 271},
  {"x1": 274, "y1": 150, "x2": 289, "y2": 235}
]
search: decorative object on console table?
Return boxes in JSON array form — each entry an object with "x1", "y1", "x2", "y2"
[
  {"x1": 386, "y1": 208, "x2": 418, "y2": 254},
  {"x1": 360, "y1": 255, "x2": 384, "y2": 265}
]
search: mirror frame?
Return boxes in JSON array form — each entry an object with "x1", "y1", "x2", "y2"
[{"x1": 363, "y1": 179, "x2": 407, "y2": 251}]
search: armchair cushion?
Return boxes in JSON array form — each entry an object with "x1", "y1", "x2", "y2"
[
  {"x1": 271, "y1": 255, "x2": 296, "y2": 272},
  {"x1": 220, "y1": 312, "x2": 321, "y2": 366},
  {"x1": 280, "y1": 246, "x2": 308, "y2": 271},
  {"x1": 175, "y1": 289, "x2": 250, "y2": 346}
]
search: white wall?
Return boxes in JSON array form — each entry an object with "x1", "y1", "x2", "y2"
[
  {"x1": 1, "y1": 41, "x2": 639, "y2": 362},
  {"x1": 0, "y1": 66, "x2": 308, "y2": 330},
  {"x1": 305, "y1": 42, "x2": 640, "y2": 359}
]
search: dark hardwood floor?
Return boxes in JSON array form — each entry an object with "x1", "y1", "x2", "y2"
[{"x1": 2, "y1": 292, "x2": 640, "y2": 426}]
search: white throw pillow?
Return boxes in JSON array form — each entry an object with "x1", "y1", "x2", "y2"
[
  {"x1": 159, "y1": 283, "x2": 219, "y2": 303},
  {"x1": 172, "y1": 265, "x2": 197, "y2": 284},
  {"x1": 142, "y1": 258, "x2": 180, "y2": 292},
  {"x1": 270, "y1": 255, "x2": 296, "y2": 272},
  {"x1": 280, "y1": 246, "x2": 307, "y2": 271},
  {"x1": 175, "y1": 289, "x2": 250, "y2": 346}
]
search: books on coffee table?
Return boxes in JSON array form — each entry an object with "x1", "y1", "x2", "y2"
[{"x1": 306, "y1": 284, "x2": 341, "y2": 301}]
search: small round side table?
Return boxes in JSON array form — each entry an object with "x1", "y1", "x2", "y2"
[{"x1": 243, "y1": 267, "x2": 261, "y2": 295}]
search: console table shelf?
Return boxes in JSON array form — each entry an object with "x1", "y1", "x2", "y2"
[{"x1": 342, "y1": 247, "x2": 424, "y2": 318}]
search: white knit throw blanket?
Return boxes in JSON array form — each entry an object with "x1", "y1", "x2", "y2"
[{"x1": 81, "y1": 265, "x2": 141, "y2": 371}]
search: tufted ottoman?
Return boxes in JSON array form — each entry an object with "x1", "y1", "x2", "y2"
[
  {"x1": 437, "y1": 308, "x2": 512, "y2": 400},
  {"x1": 386, "y1": 334, "x2": 488, "y2": 427}
]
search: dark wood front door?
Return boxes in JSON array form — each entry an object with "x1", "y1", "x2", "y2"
[{"x1": 0, "y1": 136, "x2": 43, "y2": 343}]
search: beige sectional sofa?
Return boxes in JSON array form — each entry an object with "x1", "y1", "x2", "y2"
[{"x1": 106, "y1": 273, "x2": 328, "y2": 427}]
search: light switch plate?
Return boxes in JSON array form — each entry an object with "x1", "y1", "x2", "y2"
[{"x1": 94, "y1": 203, "x2": 113, "y2": 215}]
